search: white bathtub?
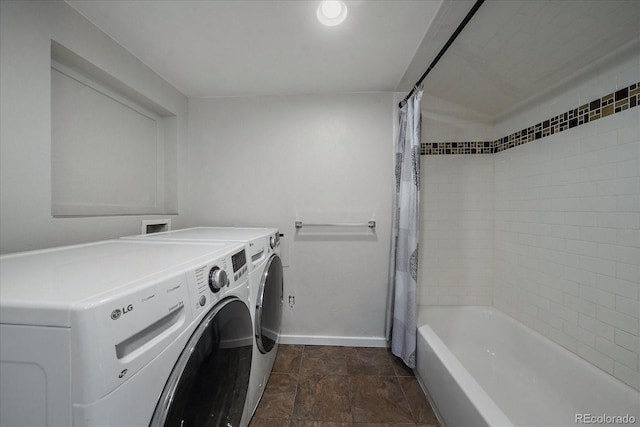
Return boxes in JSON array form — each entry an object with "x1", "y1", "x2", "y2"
[{"x1": 416, "y1": 306, "x2": 640, "y2": 427}]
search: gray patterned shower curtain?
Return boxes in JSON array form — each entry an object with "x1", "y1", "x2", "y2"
[{"x1": 386, "y1": 88, "x2": 422, "y2": 368}]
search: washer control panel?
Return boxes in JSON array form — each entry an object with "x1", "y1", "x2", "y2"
[
  {"x1": 187, "y1": 247, "x2": 247, "y2": 315},
  {"x1": 231, "y1": 248, "x2": 248, "y2": 282},
  {"x1": 208, "y1": 266, "x2": 228, "y2": 292}
]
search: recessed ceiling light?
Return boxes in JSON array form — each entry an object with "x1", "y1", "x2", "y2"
[{"x1": 317, "y1": 0, "x2": 348, "y2": 26}]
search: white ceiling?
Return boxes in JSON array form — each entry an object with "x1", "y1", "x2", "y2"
[
  {"x1": 66, "y1": 0, "x2": 639, "y2": 117},
  {"x1": 66, "y1": 0, "x2": 444, "y2": 98},
  {"x1": 418, "y1": 0, "x2": 640, "y2": 117}
]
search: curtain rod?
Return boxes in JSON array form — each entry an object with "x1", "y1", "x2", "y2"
[{"x1": 398, "y1": 0, "x2": 485, "y2": 108}]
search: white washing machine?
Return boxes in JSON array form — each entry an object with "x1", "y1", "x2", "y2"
[
  {"x1": 122, "y1": 227, "x2": 283, "y2": 420},
  {"x1": 0, "y1": 239, "x2": 253, "y2": 427}
]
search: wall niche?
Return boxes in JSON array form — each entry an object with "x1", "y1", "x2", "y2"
[{"x1": 50, "y1": 41, "x2": 177, "y2": 217}]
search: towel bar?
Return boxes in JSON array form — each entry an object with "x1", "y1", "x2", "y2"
[{"x1": 295, "y1": 220, "x2": 375, "y2": 229}]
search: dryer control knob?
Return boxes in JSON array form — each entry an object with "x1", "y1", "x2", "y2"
[
  {"x1": 269, "y1": 235, "x2": 276, "y2": 249},
  {"x1": 208, "y1": 267, "x2": 228, "y2": 293}
]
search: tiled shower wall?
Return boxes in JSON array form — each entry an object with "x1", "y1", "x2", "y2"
[
  {"x1": 419, "y1": 47, "x2": 639, "y2": 391},
  {"x1": 494, "y1": 109, "x2": 639, "y2": 391},
  {"x1": 419, "y1": 156, "x2": 493, "y2": 306}
]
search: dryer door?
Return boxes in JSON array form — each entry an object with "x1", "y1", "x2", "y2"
[
  {"x1": 255, "y1": 255, "x2": 283, "y2": 354},
  {"x1": 150, "y1": 298, "x2": 253, "y2": 427}
]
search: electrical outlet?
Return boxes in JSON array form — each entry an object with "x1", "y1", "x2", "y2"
[{"x1": 288, "y1": 295, "x2": 295, "y2": 308}]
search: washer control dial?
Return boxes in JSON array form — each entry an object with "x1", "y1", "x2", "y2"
[
  {"x1": 269, "y1": 235, "x2": 276, "y2": 249},
  {"x1": 208, "y1": 267, "x2": 228, "y2": 293}
]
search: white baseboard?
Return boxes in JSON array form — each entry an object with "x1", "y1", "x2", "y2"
[{"x1": 279, "y1": 334, "x2": 388, "y2": 347}]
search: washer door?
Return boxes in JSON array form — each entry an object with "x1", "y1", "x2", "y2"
[
  {"x1": 150, "y1": 298, "x2": 252, "y2": 427},
  {"x1": 255, "y1": 254, "x2": 283, "y2": 354}
]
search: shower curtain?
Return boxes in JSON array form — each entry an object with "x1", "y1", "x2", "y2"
[{"x1": 386, "y1": 88, "x2": 423, "y2": 368}]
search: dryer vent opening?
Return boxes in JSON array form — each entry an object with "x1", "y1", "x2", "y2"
[{"x1": 141, "y1": 219, "x2": 171, "y2": 234}]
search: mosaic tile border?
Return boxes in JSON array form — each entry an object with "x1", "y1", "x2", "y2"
[
  {"x1": 421, "y1": 82, "x2": 639, "y2": 155},
  {"x1": 421, "y1": 141, "x2": 493, "y2": 155}
]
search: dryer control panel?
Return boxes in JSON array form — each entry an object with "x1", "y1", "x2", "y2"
[{"x1": 186, "y1": 248, "x2": 249, "y2": 317}]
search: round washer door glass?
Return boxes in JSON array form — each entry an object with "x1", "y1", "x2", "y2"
[
  {"x1": 151, "y1": 298, "x2": 253, "y2": 427},
  {"x1": 256, "y1": 254, "x2": 283, "y2": 354}
]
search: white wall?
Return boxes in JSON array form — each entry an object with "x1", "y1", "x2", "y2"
[
  {"x1": 494, "y1": 39, "x2": 640, "y2": 138},
  {"x1": 492, "y1": 46, "x2": 639, "y2": 391},
  {"x1": 419, "y1": 155, "x2": 494, "y2": 306},
  {"x1": 421, "y1": 94, "x2": 494, "y2": 143},
  {"x1": 418, "y1": 91, "x2": 495, "y2": 308},
  {"x1": 494, "y1": 109, "x2": 639, "y2": 390},
  {"x1": 187, "y1": 93, "x2": 395, "y2": 343},
  {"x1": 0, "y1": 1, "x2": 189, "y2": 254}
]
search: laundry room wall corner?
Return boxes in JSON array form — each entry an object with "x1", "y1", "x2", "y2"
[
  {"x1": 0, "y1": 0, "x2": 189, "y2": 254},
  {"x1": 187, "y1": 93, "x2": 395, "y2": 342}
]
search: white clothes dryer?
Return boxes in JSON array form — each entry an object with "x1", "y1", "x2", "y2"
[
  {"x1": 0, "y1": 239, "x2": 253, "y2": 427},
  {"x1": 122, "y1": 227, "x2": 283, "y2": 420}
]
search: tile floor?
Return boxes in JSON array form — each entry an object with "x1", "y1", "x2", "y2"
[{"x1": 249, "y1": 345, "x2": 439, "y2": 427}]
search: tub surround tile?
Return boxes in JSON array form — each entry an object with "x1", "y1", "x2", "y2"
[
  {"x1": 614, "y1": 361, "x2": 640, "y2": 391},
  {"x1": 491, "y1": 109, "x2": 640, "y2": 391},
  {"x1": 421, "y1": 141, "x2": 494, "y2": 155},
  {"x1": 419, "y1": 154, "x2": 495, "y2": 307},
  {"x1": 421, "y1": 82, "x2": 640, "y2": 155}
]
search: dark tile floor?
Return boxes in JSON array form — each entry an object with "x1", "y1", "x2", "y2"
[{"x1": 249, "y1": 345, "x2": 439, "y2": 427}]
